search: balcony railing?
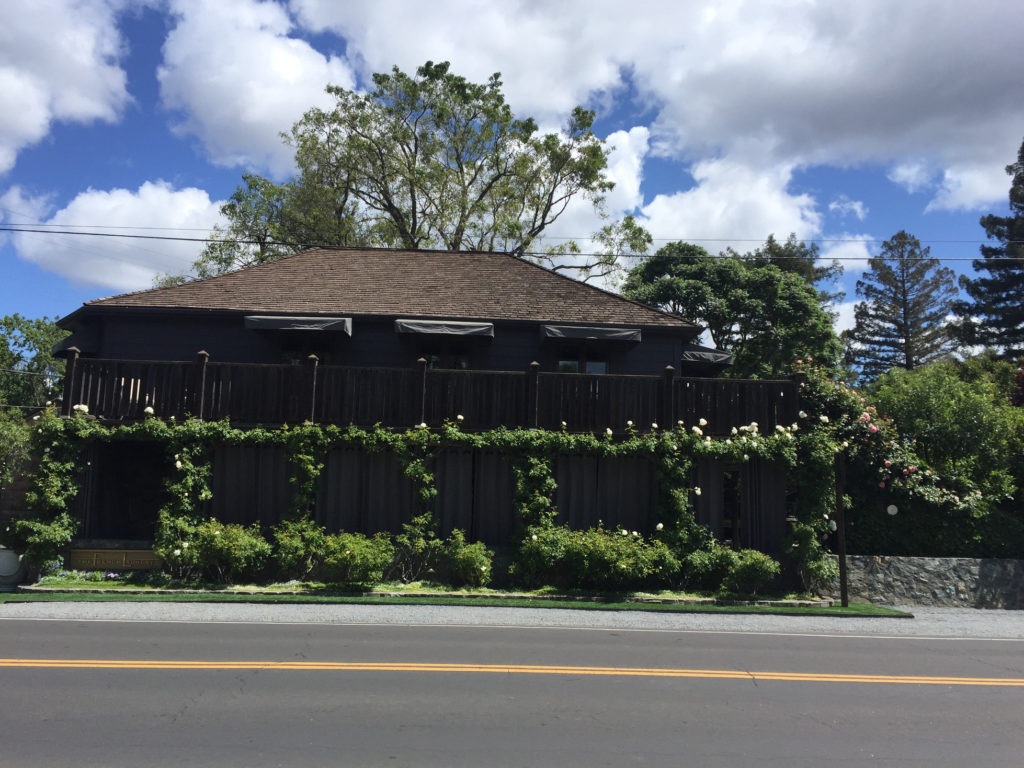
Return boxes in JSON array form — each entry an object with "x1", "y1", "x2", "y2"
[{"x1": 60, "y1": 350, "x2": 800, "y2": 433}]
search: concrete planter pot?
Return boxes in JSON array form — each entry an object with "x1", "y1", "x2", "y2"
[{"x1": 0, "y1": 546, "x2": 25, "y2": 591}]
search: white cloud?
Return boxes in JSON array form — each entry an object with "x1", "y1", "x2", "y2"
[
  {"x1": 887, "y1": 161, "x2": 934, "y2": 194},
  {"x1": 833, "y1": 299, "x2": 858, "y2": 336},
  {"x1": 638, "y1": 159, "x2": 821, "y2": 253},
  {"x1": 828, "y1": 196, "x2": 867, "y2": 222},
  {"x1": 291, "y1": 0, "x2": 1024, "y2": 212},
  {"x1": 3, "y1": 181, "x2": 223, "y2": 291},
  {"x1": 926, "y1": 163, "x2": 1014, "y2": 212},
  {"x1": 0, "y1": 0, "x2": 129, "y2": 173},
  {"x1": 158, "y1": 0, "x2": 355, "y2": 177},
  {"x1": 820, "y1": 233, "x2": 874, "y2": 270}
]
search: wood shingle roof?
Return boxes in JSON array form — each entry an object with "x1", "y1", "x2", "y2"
[{"x1": 78, "y1": 247, "x2": 699, "y2": 332}]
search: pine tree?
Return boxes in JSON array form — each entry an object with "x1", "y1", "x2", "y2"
[
  {"x1": 955, "y1": 137, "x2": 1024, "y2": 358},
  {"x1": 843, "y1": 231, "x2": 959, "y2": 380}
]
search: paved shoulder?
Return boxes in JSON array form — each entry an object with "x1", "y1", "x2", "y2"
[{"x1": 2, "y1": 601, "x2": 1024, "y2": 639}]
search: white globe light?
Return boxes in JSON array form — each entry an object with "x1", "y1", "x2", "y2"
[{"x1": 886, "y1": 504, "x2": 898, "y2": 516}]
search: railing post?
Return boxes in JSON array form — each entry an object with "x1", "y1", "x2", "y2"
[
  {"x1": 192, "y1": 350, "x2": 209, "y2": 420},
  {"x1": 417, "y1": 357, "x2": 428, "y2": 425},
  {"x1": 527, "y1": 361, "x2": 540, "y2": 428},
  {"x1": 661, "y1": 365, "x2": 675, "y2": 429},
  {"x1": 61, "y1": 346, "x2": 80, "y2": 417},
  {"x1": 306, "y1": 354, "x2": 319, "y2": 423}
]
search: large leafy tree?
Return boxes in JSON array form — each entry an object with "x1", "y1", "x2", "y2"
[
  {"x1": 187, "y1": 61, "x2": 614, "y2": 280},
  {"x1": 843, "y1": 231, "x2": 959, "y2": 380},
  {"x1": 955, "y1": 137, "x2": 1024, "y2": 358},
  {"x1": 0, "y1": 315, "x2": 67, "y2": 409},
  {"x1": 736, "y1": 233, "x2": 843, "y2": 302},
  {"x1": 622, "y1": 243, "x2": 842, "y2": 378}
]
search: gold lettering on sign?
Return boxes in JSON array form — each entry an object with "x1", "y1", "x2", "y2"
[{"x1": 67, "y1": 549, "x2": 164, "y2": 571}]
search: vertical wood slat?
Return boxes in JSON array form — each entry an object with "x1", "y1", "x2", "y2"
[{"x1": 60, "y1": 358, "x2": 798, "y2": 432}]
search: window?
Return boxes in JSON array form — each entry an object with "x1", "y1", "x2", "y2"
[
  {"x1": 425, "y1": 351, "x2": 471, "y2": 370},
  {"x1": 556, "y1": 349, "x2": 607, "y2": 374}
]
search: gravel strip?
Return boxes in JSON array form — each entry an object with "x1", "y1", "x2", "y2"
[{"x1": 2, "y1": 601, "x2": 1023, "y2": 639}]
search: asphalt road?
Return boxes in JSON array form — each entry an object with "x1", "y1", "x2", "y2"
[{"x1": 1, "y1": 605, "x2": 1023, "y2": 767}]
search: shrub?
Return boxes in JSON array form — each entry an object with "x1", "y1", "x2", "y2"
[
  {"x1": 1, "y1": 511, "x2": 77, "y2": 571},
  {"x1": 723, "y1": 549, "x2": 781, "y2": 595},
  {"x1": 0, "y1": 406, "x2": 30, "y2": 496},
  {"x1": 320, "y1": 531, "x2": 394, "y2": 586},
  {"x1": 512, "y1": 525, "x2": 676, "y2": 591},
  {"x1": 388, "y1": 512, "x2": 445, "y2": 583},
  {"x1": 272, "y1": 517, "x2": 328, "y2": 580},
  {"x1": 440, "y1": 529, "x2": 493, "y2": 588},
  {"x1": 155, "y1": 516, "x2": 270, "y2": 584},
  {"x1": 680, "y1": 544, "x2": 737, "y2": 591}
]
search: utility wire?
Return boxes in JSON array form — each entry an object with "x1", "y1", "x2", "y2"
[
  {"x1": 2, "y1": 225, "x2": 1022, "y2": 262},
  {"x1": 0, "y1": 369, "x2": 52, "y2": 377}
]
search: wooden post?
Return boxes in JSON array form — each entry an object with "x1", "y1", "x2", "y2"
[
  {"x1": 306, "y1": 354, "x2": 319, "y2": 423},
  {"x1": 417, "y1": 357, "x2": 428, "y2": 425},
  {"x1": 193, "y1": 350, "x2": 209, "y2": 420},
  {"x1": 834, "y1": 451, "x2": 849, "y2": 607},
  {"x1": 661, "y1": 365, "x2": 675, "y2": 429},
  {"x1": 527, "y1": 361, "x2": 540, "y2": 428},
  {"x1": 61, "y1": 346, "x2": 80, "y2": 417}
]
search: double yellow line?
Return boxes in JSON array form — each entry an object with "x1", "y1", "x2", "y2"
[{"x1": 1, "y1": 659, "x2": 1022, "y2": 686}]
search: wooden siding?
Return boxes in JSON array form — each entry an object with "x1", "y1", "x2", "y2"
[{"x1": 65, "y1": 446, "x2": 787, "y2": 553}]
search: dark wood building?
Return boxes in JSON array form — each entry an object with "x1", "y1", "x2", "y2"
[
  {"x1": 54, "y1": 247, "x2": 794, "y2": 557},
  {"x1": 57, "y1": 247, "x2": 729, "y2": 376}
]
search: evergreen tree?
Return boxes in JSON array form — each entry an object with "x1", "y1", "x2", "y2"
[
  {"x1": 955, "y1": 137, "x2": 1024, "y2": 358},
  {"x1": 843, "y1": 231, "x2": 959, "y2": 380}
]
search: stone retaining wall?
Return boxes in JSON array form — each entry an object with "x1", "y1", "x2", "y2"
[{"x1": 826, "y1": 555, "x2": 1024, "y2": 608}]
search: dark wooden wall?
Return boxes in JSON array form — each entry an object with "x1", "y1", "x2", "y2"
[
  {"x1": 77, "y1": 312, "x2": 692, "y2": 376},
  {"x1": 69, "y1": 445, "x2": 788, "y2": 555}
]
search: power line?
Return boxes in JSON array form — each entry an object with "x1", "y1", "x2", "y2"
[
  {"x1": 2, "y1": 225, "x2": 1022, "y2": 263},
  {"x1": 0, "y1": 369, "x2": 52, "y2": 377}
]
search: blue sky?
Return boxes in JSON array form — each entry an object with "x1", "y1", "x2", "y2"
[{"x1": 1, "y1": 0, "x2": 1022, "y2": 333}]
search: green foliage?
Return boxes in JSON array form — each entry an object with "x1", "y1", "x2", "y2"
[
  {"x1": 843, "y1": 230, "x2": 959, "y2": 380},
  {"x1": 1, "y1": 512, "x2": 77, "y2": 570},
  {"x1": 321, "y1": 532, "x2": 394, "y2": 586},
  {"x1": 872, "y1": 362, "x2": 1020, "y2": 504},
  {"x1": 0, "y1": 406, "x2": 30, "y2": 494},
  {"x1": 438, "y1": 529, "x2": 493, "y2": 588},
  {"x1": 0, "y1": 314, "x2": 68, "y2": 408},
  {"x1": 185, "y1": 61, "x2": 617, "y2": 281},
  {"x1": 722, "y1": 549, "x2": 781, "y2": 595},
  {"x1": 388, "y1": 512, "x2": 446, "y2": 583},
  {"x1": 956, "y1": 136, "x2": 1024, "y2": 357},
  {"x1": 272, "y1": 517, "x2": 328, "y2": 580},
  {"x1": 155, "y1": 516, "x2": 271, "y2": 584},
  {"x1": 9, "y1": 415, "x2": 804, "y2": 587},
  {"x1": 623, "y1": 242, "x2": 842, "y2": 378},
  {"x1": 741, "y1": 233, "x2": 843, "y2": 301},
  {"x1": 679, "y1": 544, "x2": 737, "y2": 591},
  {"x1": 512, "y1": 525, "x2": 677, "y2": 591}
]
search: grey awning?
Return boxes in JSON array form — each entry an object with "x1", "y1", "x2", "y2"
[
  {"x1": 540, "y1": 324, "x2": 641, "y2": 342},
  {"x1": 245, "y1": 316, "x2": 352, "y2": 334},
  {"x1": 395, "y1": 319, "x2": 494, "y2": 337},
  {"x1": 680, "y1": 343, "x2": 733, "y2": 374}
]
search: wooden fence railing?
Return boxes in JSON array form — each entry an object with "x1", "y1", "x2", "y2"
[{"x1": 60, "y1": 350, "x2": 800, "y2": 433}]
